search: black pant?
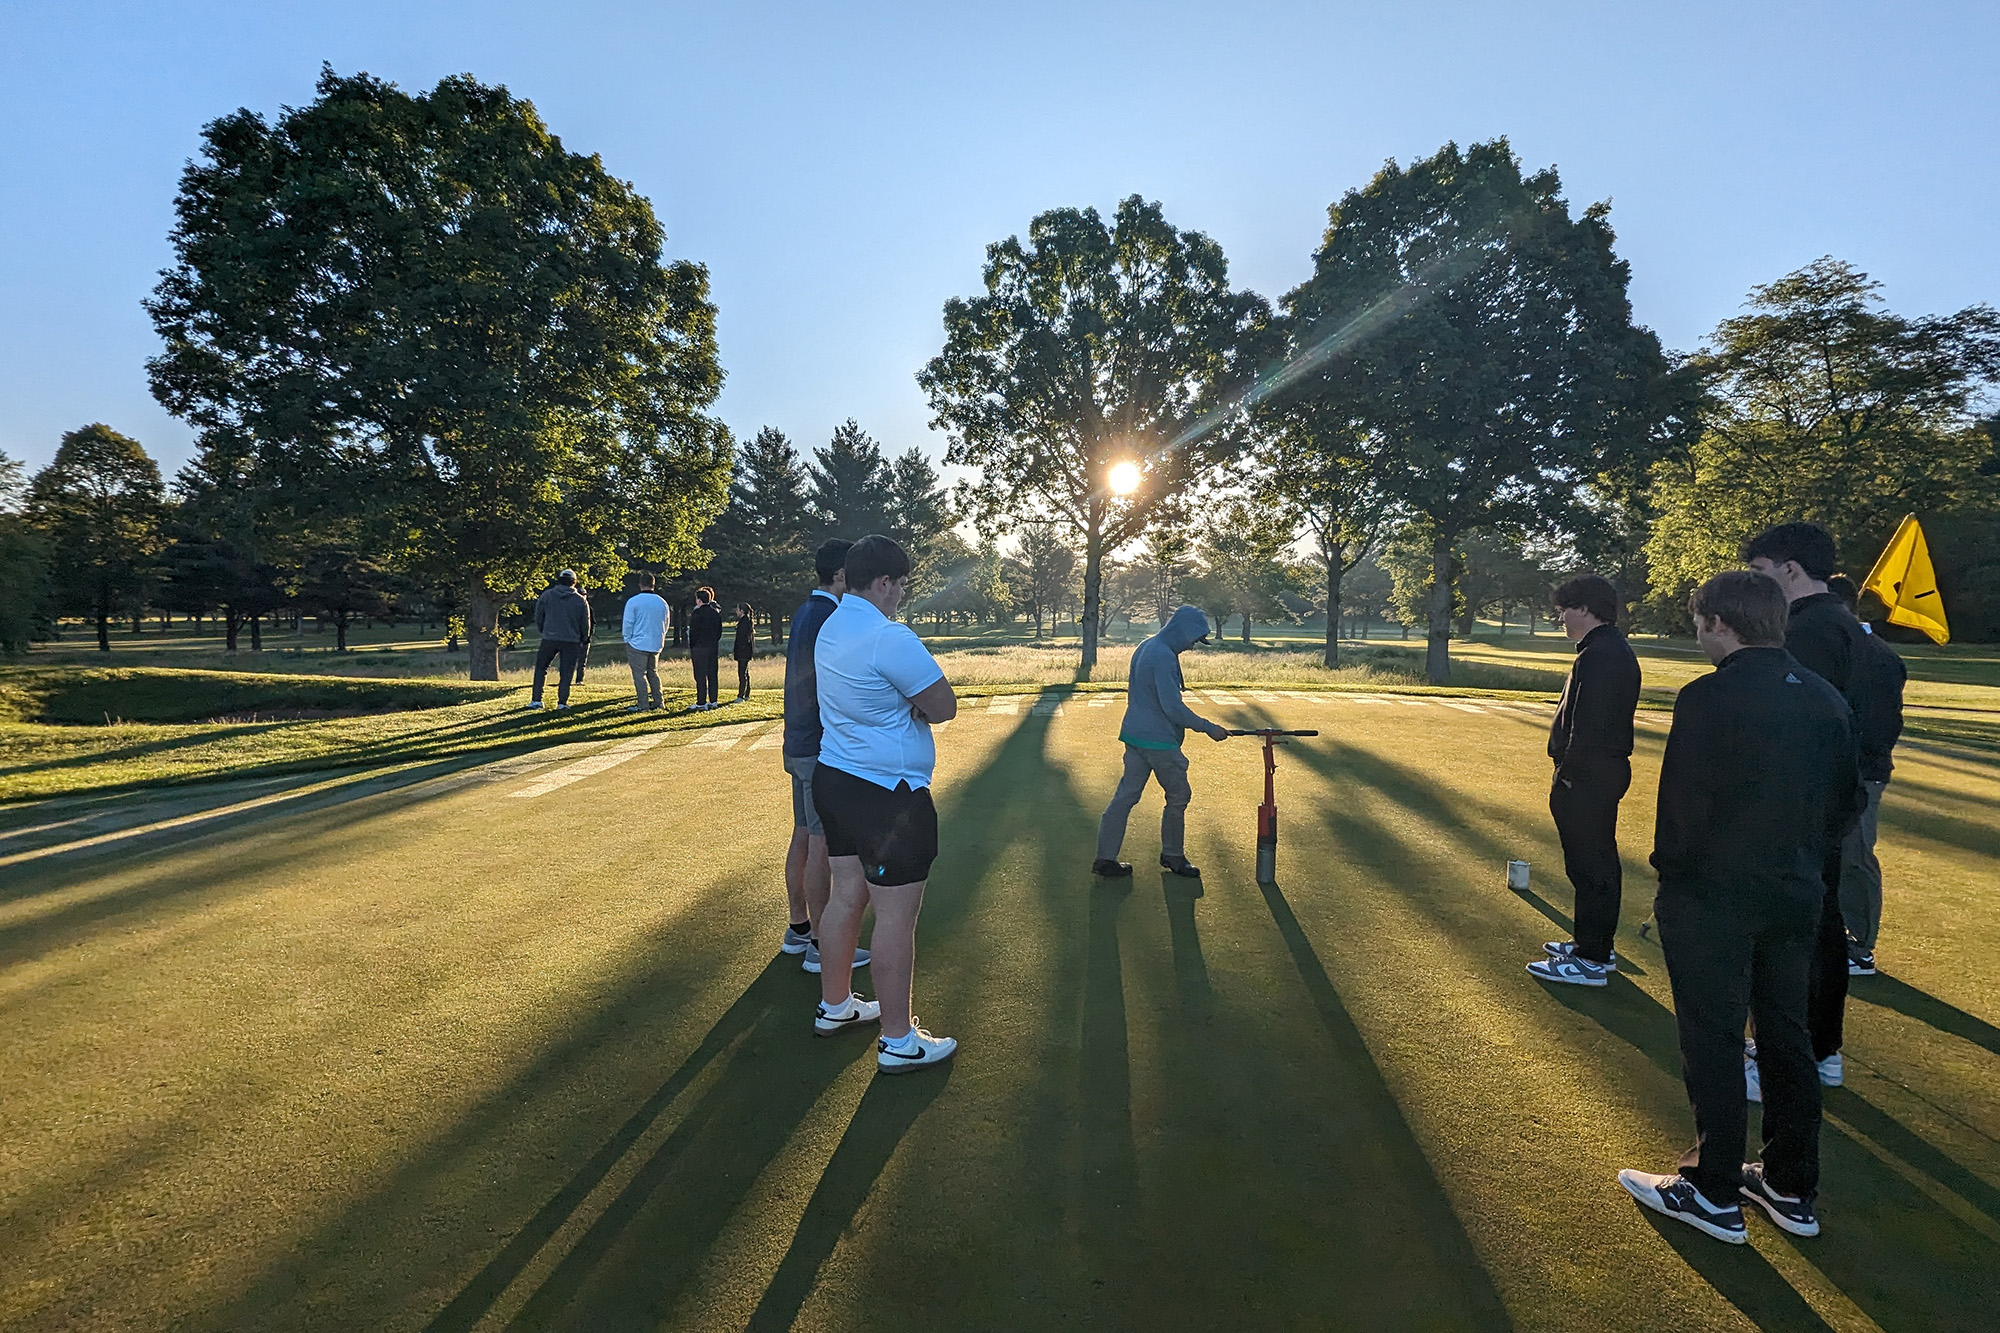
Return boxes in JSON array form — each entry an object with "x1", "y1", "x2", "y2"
[
  {"x1": 1550, "y1": 755, "x2": 1630, "y2": 963},
  {"x1": 1656, "y1": 887, "x2": 1822, "y2": 1205},
  {"x1": 735, "y1": 656, "x2": 752, "y2": 699},
  {"x1": 1807, "y1": 870, "x2": 1849, "y2": 1061},
  {"x1": 691, "y1": 643, "x2": 720, "y2": 705},
  {"x1": 532, "y1": 639, "x2": 582, "y2": 705}
]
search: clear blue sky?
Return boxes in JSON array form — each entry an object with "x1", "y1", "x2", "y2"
[{"x1": 3, "y1": 0, "x2": 1995, "y2": 478}]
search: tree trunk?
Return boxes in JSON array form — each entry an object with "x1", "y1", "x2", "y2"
[
  {"x1": 96, "y1": 602, "x2": 111, "y2": 652},
  {"x1": 1324, "y1": 556, "x2": 1343, "y2": 668},
  {"x1": 1080, "y1": 505, "x2": 1104, "y2": 679},
  {"x1": 1425, "y1": 530, "x2": 1454, "y2": 685},
  {"x1": 335, "y1": 613, "x2": 350, "y2": 652},
  {"x1": 467, "y1": 584, "x2": 502, "y2": 681},
  {"x1": 250, "y1": 613, "x2": 263, "y2": 651},
  {"x1": 225, "y1": 608, "x2": 243, "y2": 652}
]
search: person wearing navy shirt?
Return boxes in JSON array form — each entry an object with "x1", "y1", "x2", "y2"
[{"x1": 777, "y1": 539, "x2": 862, "y2": 975}]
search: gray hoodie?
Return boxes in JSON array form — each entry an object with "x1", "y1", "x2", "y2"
[
  {"x1": 533, "y1": 584, "x2": 592, "y2": 644},
  {"x1": 1119, "y1": 605, "x2": 1219, "y2": 749}
]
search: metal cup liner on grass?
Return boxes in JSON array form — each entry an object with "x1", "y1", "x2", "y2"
[{"x1": 1506, "y1": 860, "x2": 1530, "y2": 893}]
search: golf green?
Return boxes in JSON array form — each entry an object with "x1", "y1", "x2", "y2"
[{"x1": 2, "y1": 692, "x2": 1996, "y2": 1331}]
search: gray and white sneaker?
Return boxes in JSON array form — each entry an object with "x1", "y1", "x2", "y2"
[
  {"x1": 1818, "y1": 1052, "x2": 1843, "y2": 1087},
  {"x1": 1617, "y1": 1169, "x2": 1747, "y2": 1244},
  {"x1": 877, "y1": 1020, "x2": 957, "y2": 1073},
  {"x1": 781, "y1": 925, "x2": 812, "y2": 956},
  {"x1": 814, "y1": 993, "x2": 881, "y2": 1036},
  {"x1": 1544, "y1": 941, "x2": 1618, "y2": 972},
  {"x1": 1739, "y1": 1162, "x2": 1820, "y2": 1236},
  {"x1": 802, "y1": 941, "x2": 871, "y2": 974},
  {"x1": 1527, "y1": 953, "x2": 1608, "y2": 987}
]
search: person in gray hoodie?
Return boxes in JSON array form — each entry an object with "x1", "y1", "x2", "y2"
[
  {"x1": 528, "y1": 570, "x2": 591, "y2": 710},
  {"x1": 1094, "y1": 605, "x2": 1230, "y2": 879}
]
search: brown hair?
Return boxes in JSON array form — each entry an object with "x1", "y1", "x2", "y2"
[
  {"x1": 1552, "y1": 573, "x2": 1618, "y2": 625},
  {"x1": 695, "y1": 586, "x2": 714, "y2": 604},
  {"x1": 1689, "y1": 570, "x2": 1788, "y2": 647}
]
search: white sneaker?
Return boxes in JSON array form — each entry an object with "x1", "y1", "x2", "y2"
[
  {"x1": 877, "y1": 1020, "x2": 957, "y2": 1073},
  {"x1": 814, "y1": 993, "x2": 881, "y2": 1036},
  {"x1": 1818, "y1": 1052, "x2": 1843, "y2": 1087},
  {"x1": 1526, "y1": 953, "x2": 1608, "y2": 987},
  {"x1": 525, "y1": 700, "x2": 545, "y2": 710},
  {"x1": 1543, "y1": 940, "x2": 1618, "y2": 972}
]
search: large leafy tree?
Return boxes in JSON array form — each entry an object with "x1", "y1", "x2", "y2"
[
  {"x1": 146, "y1": 68, "x2": 730, "y2": 680},
  {"x1": 1199, "y1": 497, "x2": 1299, "y2": 643},
  {"x1": 921, "y1": 195, "x2": 1274, "y2": 676},
  {"x1": 26, "y1": 425, "x2": 165, "y2": 651},
  {"x1": 0, "y1": 450, "x2": 51, "y2": 653},
  {"x1": 1009, "y1": 522, "x2": 1078, "y2": 637},
  {"x1": 1256, "y1": 401, "x2": 1389, "y2": 665},
  {"x1": 1645, "y1": 258, "x2": 2000, "y2": 603},
  {"x1": 1284, "y1": 141, "x2": 1684, "y2": 682}
]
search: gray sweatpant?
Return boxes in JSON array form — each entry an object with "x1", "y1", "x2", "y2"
[
  {"x1": 627, "y1": 646, "x2": 662, "y2": 709},
  {"x1": 1097, "y1": 744, "x2": 1192, "y2": 861},
  {"x1": 1838, "y1": 778, "x2": 1888, "y2": 959}
]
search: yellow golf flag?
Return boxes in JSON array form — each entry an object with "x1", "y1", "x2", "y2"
[{"x1": 1861, "y1": 514, "x2": 1949, "y2": 644}]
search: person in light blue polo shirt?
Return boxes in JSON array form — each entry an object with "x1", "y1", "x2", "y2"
[
  {"x1": 620, "y1": 572, "x2": 668, "y2": 711},
  {"x1": 808, "y1": 534, "x2": 960, "y2": 1073}
]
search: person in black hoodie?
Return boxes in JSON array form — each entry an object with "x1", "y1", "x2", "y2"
[
  {"x1": 1527, "y1": 574, "x2": 1642, "y2": 987},
  {"x1": 1618, "y1": 570, "x2": 1862, "y2": 1245},
  {"x1": 1826, "y1": 575, "x2": 1906, "y2": 976},
  {"x1": 732, "y1": 602, "x2": 756, "y2": 702},
  {"x1": 688, "y1": 587, "x2": 724, "y2": 711},
  {"x1": 1744, "y1": 523, "x2": 1869, "y2": 1084}
]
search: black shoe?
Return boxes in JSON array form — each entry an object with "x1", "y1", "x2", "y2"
[
  {"x1": 1092, "y1": 859, "x2": 1133, "y2": 877},
  {"x1": 1617, "y1": 1170, "x2": 1747, "y2": 1244},
  {"x1": 1739, "y1": 1162, "x2": 1819, "y2": 1236},
  {"x1": 1160, "y1": 855, "x2": 1201, "y2": 879}
]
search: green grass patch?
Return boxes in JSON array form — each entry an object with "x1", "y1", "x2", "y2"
[{"x1": 0, "y1": 666, "x2": 505, "y2": 725}]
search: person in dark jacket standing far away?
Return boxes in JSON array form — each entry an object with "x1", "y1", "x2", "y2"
[
  {"x1": 810, "y1": 535, "x2": 958, "y2": 1072},
  {"x1": 732, "y1": 602, "x2": 756, "y2": 702},
  {"x1": 1826, "y1": 575, "x2": 1906, "y2": 977},
  {"x1": 1093, "y1": 605, "x2": 1231, "y2": 880},
  {"x1": 527, "y1": 570, "x2": 590, "y2": 711},
  {"x1": 1618, "y1": 570, "x2": 1862, "y2": 1246},
  {"x1": 779, "y1": 540, "x2": 868, "y2": 977},
  {"x1": 1527, "y1": 574, "x2": 1642, "y2": 987},
  {"x1": 1744, "y1": 523, "x2": 1871, "y2": 1088},
  {"x1": 687, "y1": 587, "x2": 724, "y2": 711}
]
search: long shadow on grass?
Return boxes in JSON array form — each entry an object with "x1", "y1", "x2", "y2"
[
  {"x1": 1637, "y1": 1213, "x2": 1837, "y2": 1332},
  {"x1": 1852, "y1": 974, "x2": 2000, "y2": 1060}
]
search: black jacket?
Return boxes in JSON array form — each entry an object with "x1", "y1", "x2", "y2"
[
  {"x1": 1548, "y1": 623, "x2": 1641, "y2": 767},
  {"x1": 1651, "y1": 647, "x2": 1863, "y2": 908},
  {"x1": 688, "y1": 601, "x2": 724, "y2": 649},
  {"x1": 733, "y1": 614, "x2": 755, "y2": 661},
  {"x1": 1784, "y1": 590, "x2": 1903, "y2": 780}
]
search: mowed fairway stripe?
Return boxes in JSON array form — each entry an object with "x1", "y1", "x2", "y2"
[{"x1": 510, "y1": 734, "x2": 670, "y2": 798}]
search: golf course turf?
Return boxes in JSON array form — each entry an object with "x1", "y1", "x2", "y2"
[{"x1": 2, "y1": 693, "x2": 1997, "y2": 1330}]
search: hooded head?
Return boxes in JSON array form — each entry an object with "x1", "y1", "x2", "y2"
[{"x1": 1161, "y1": 605, "x2": 1211, "y2": 652}]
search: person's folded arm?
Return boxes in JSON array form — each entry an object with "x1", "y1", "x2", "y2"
[{"x1": 909, "y1": 677, "x2": 957, "y2": 724}]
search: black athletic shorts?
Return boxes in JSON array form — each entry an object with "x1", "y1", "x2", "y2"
[{"x1": 811, "y1": 762, "x2": 939, "y2": 886}]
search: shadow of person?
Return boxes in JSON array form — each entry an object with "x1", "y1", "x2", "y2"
[
  {"x1": 1635, "y1": 1210, "x2": 1837, "y2": 1332},
  {"x1": 1852, "y1": 973, "x2": 2000, "y2": 1059},
  {"x1": 1161, "y1": 877, "x2": 1211, "y2": 1022},
  {"x1": 745, "y1": 1066, "x2": 954, "y2": 1331}
]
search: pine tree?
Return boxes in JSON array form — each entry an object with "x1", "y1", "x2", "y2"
[
  {"x1": 708, "y1": 427, "x2": 815, "y2": 641},
  {"x1": 808, "y1": 420, "x2": 895, "y2": 541}
]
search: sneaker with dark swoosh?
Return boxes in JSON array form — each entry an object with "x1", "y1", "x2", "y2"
[
  {"x1": 1740, "y1": 1162, "x2": 1820, "y2": 1236},
  {"x1": 1617, "y1": 1169, "x2": 1747, "y2": 1244},
  {"x1": 877, "y1": 1021, "x2": 957, "y2": 1073},
  {"x1": 1544, "y1": 940, "x2": 1618, "y2": 971},
  {"x1": 814, "y1": 993, "x2": 881, "y2": 1036}
]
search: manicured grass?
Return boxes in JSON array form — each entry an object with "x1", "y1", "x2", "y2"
[{"x1": 2, "y1": 699, "x2": 1995, "y2": 1330}]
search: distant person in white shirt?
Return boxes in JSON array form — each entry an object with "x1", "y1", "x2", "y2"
[
  {"x1": 809, "y1": 534, "x2": 959, "y2": 1072},
  {"x1": 621, "y1": 571, "x2": 669, "y2": 712}
]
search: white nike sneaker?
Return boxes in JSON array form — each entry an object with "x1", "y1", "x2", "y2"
[
  {"x1": 877, "y1": 1020, "x2": 957, "y2": 1073},
  {"x1": 814, "y1": 993, "x2": 881, "y2": 1036}
]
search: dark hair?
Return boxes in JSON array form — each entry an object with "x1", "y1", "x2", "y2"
[
  {"x1": 1742, "y1": 523, "x2": 1838, "y2": 581},
  {"x1": 695, "y1": 586, "x2": 714, "y2": 603},
  {"x1": 735, "y1": 602, "x2": 751, "y2": 617},
  {"x1": 556, "y1": 570, "x2": 576, "y2": 586},
  {"x1": 844, "y1": 534, "x2": 910, "y2": 592},
  {"x1": 1826, "y1": 574, "x2": 1859, "y2": 612},
  {"x1": 1552, "y1": 573, "x2": 1619, "y2": 625},
  {"x1": 636, "y1": 571, "x2": 656, "y2": 590},
  {"x1": 815, "y1": 538, "x2": 854, "y2": 587},
  {"x1": 1690, "y1": 570, "x2": 1789, "y2": 647}
]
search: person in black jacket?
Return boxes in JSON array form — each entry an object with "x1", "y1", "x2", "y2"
[
  {"x1": 687, "y1": 587, "x2": 724, "y2": 711},
  {"x1": 1527, "y1": 574, "x2": 1642, "y2": 987},
  {"x1": 1827, "y1": 575, "x2": 1906, "y2": 976},
  {"x1": 1618, "y1": 570, "x2": 1862, "y2": 1245},
  {"x1": 732, "y1": 602, "x2": 756, "y2": 702},
  {"x1": 1744, "y1": 523, "x2": 1869, "y2": 1083}
]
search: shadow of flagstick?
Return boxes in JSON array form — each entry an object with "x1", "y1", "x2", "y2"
[{"x1": 744, "y1": 1068, "x2": 954, "y2": 1332}]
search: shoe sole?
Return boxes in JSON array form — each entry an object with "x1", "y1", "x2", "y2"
[
  {"x1": 1740, "y1": 1187, "x2": 1821, "y2": 1237},
  {"x1": 780, "y1": 941, "x2": 809, "y2": 956},
  {"x1": 802, "y1": 955, "x2": 869, "y2": 975},
  {"x1": 1619, "y1": 1174, "x2": 1747, "y2": 1245},
  {"x1": 1527, "y1": 963, "x2": 1608, "y2": 987}
]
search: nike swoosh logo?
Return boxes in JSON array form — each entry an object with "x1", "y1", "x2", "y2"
[{"x1": 880, "y1": 1045, "x2": 926, "y2": 1059}]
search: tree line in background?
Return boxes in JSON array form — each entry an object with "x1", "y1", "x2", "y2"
[{"x1": 3, "y1": 72, "x2": 1996, "y2": 683}]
